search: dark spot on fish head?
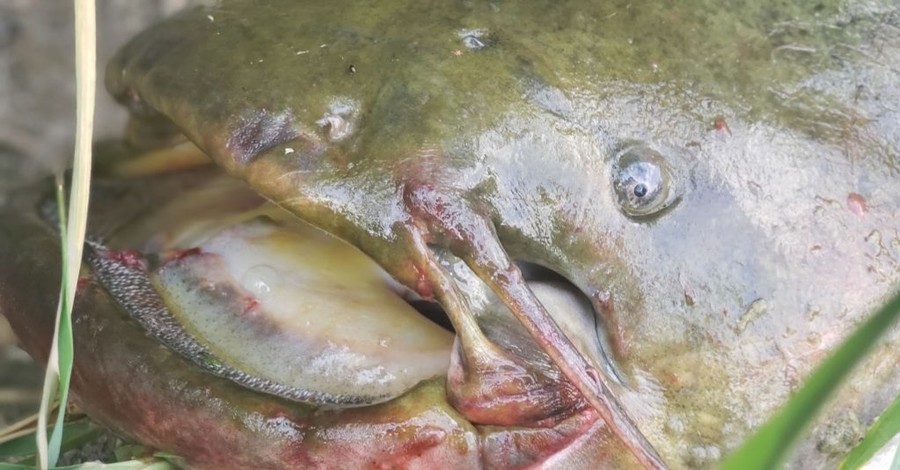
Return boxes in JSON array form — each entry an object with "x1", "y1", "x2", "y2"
[{"x1": 226, "y1": 109, "x2": 302, "y2": 164}]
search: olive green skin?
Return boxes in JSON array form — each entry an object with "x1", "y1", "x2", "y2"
[{"x1": 4, "y1": 0, "x2": 900, "y2": 468}]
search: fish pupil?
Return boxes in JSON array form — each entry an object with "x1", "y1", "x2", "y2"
[{"x1": 633, "y1": 183, "x2": 648, "y2": 198}]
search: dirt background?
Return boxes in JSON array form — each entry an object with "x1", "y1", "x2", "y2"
[{"x1": 0, "y1": 0, "x2": 199, "y2": 431}]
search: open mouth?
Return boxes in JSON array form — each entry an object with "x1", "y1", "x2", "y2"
[{"x1": 14, "y1": 168, "x2": 646, "y2": 469}]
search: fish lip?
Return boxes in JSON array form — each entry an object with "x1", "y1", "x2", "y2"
[{"x1": 85, "y1": 241, "x2": 606, "y2": 448}]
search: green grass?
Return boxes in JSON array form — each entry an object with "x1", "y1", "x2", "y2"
[
  {"x1": 0, "y1": 419, "x2": 99, "y2": 461},
  {"x1": 721, "y1": 289, "x2": 900, "y2": 470},
  {"x1": 0, "y1": 420, "x2": 176, "y2": 470},
  {"x1": 841, "y1": 393, "x2": 900, "y2": 470},
  {"x1": 36, "y1": 0, "x2": 95, "y2": 468},
  {"x1": 0, "y1": 462, "x2": 176, "y2": 470}
]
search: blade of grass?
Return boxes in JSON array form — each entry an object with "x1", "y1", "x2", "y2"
[
  {"x1": 0, "y1": 460, "x2": 177, "y2": 470},
  {"x1": 0, "y1": 420, "x2": 99, "y2": 459},
  {"x1": 0, "y1": 412, "x2": 41, "y2": 442},
  {"x1": 720, "y1": 288, "x2": 900, "y2": 470},
  {"x1": 841, "y1": 395, "x2": 900, "y2": 469},
  {"x1": 37, "y1": 179, "x2": 69, "y2": 470},
  {"x1": 37, "y1": 0, "x2": 96, "y2": 468}
]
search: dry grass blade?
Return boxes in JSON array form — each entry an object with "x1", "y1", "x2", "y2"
[
  {"x1": 0, "y1": 413, "x2": 41, "y2": 444},
  {"x1": 36, "y1": 0, "x2": 96, "y2": 468},
  {"x1": 0, "y1": 413, "x2": 38, "y2": 443}
]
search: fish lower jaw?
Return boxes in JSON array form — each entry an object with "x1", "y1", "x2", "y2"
[{"x1": 71, "y1": 196, "x2": 629, "y2": 468}]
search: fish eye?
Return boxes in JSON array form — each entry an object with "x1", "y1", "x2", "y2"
[{"x1": 611, "y1": 145, "x2": 676, "y2": 217}]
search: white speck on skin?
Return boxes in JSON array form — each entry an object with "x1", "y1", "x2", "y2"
[
  {"x1": 296, "y1": 50, "x2": 309, "y2": 55},
  {"x1": 207, "y1": 14, "x2": 214, "y2": 22},
  {"x1": 284, "y1": 147, "x2": 295, "y2": 155}
]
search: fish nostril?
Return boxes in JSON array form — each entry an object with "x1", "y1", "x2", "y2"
[{"x1": 457, "y1": 29, "x2": 496, "y2": 50}]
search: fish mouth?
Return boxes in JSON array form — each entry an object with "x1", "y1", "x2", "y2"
[{"x1": 0, "y1": 168, "x2": 641, "y2": 469}]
